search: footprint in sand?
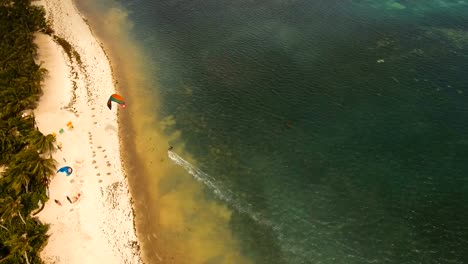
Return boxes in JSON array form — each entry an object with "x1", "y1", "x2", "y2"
[
  {"x1": 94, "y1": 122, "x2": 97, "y2": 124},
  {"x1": 97, "y1": 146, "x2": 102, "y2": 149},
  {"x1": 91, "y1": 108, "x2": 95, "y2": 110},
  {"x1": 70, "y1": 179, "x2": 75, "y2": 183},
  {"x1": 106, "y1": 172, "x2": 111, "y2": 175},
  {"x1": 92, "y1": 154, "x2": 96, "y2": 157},
  {"x1": 92, "y1": 160, "x2": 96, "y2": 164},
  {"x1": 104, "y1": 155, "x2": 107, "y2": 158},
  {"x1": 92, "y1": 114, "x2": 95, "y2": 117},
  {"x1": 96, "y1": 173, "x2": 100, "y2": 176},
  {"x1": 98, "y1": 179, "x2": 103, "y2": 183},
  {"x1": 94, "y1": 166, "x2": 98, "y2": 169},
  {"x1": 102, "y1": 149, "x2": 106, "y2": 152}
]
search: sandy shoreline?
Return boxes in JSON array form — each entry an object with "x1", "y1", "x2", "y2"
[{"x1": 33, "y1": 0, "x2": 142, "y2": 263}]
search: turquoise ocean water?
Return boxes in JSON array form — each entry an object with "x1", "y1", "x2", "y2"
[{"x1": 80, "y1": 0, "x2": 468, "y2": 263}]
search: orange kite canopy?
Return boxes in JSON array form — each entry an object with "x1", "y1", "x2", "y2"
[{"x1": 107, "y1": 94, "x2": 126, "y2": 110}]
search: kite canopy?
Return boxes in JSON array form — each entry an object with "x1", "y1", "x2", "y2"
[
  {"x1": 107, "y1": 94, "x2": 126, "y2": 110},
  {"x1": 57, "y1": 166, "x2": 73, "y2": 176}
]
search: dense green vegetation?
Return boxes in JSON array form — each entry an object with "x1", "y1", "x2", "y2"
[{"x1": 0, "y1": 0, "x2": 57, "y2": 263}]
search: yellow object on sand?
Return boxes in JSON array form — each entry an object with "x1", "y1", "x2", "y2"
[{"x1": 67, "y1": 121, "x2": 74, "y2": 129}]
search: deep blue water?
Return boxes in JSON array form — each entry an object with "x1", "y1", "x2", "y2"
[{"x1": 103, "y1": 0, "x2": 468, "y2": 263}]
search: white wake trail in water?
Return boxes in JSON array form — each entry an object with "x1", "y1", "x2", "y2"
[
  {"x1": 168, "y1": 151, "x2": 324, "y2": 263},
  {"x1": 168, "y1": 150, "x2": 279, "y2": 230}
]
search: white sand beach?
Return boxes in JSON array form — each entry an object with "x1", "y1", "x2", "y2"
[{"x1": 33, "y1": 0, "x2": 142, "y2": 263}]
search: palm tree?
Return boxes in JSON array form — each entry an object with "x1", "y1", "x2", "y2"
[
  {"x1": 27, "y1": 64, "x2": 47, "y2": 94},
  {"x1": 0, "y1": 232, "x2": 34, "y2": 264},
  {"x1": 0, "y1": 196, "x2": 25, "y2": 226},
  {"x1": 5, "y1": 149, "x2": 56, "y2": 193},
  {"x1": 6, "y1": 116, "x2": 30, "y2": 137},
  {"x1": 1, "y1": 92, "x2": 38, "y2": 121},
  {"x1": 28, "y1": 130, "x2": 56, "y2": 156},
  {"x1": 26, "y1": 155, "x2": 56, "y2": 187},
  {"x1": 2, "y1": 165, "x2": 30, "y2": 194},
  {"x1": 1, "y1": 101, "x2": 23, "y2": 120}
]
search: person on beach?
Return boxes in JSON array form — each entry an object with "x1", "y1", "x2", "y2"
[
  {"x1": 66, "y1": 196, "x2": 73, "y2": 204},
  {"x1": 73, "y1": 193, "x2": 81, "y2": 203},
  {"x1": 54, "y1": 199, "x2": 62, "y2": 206}
]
